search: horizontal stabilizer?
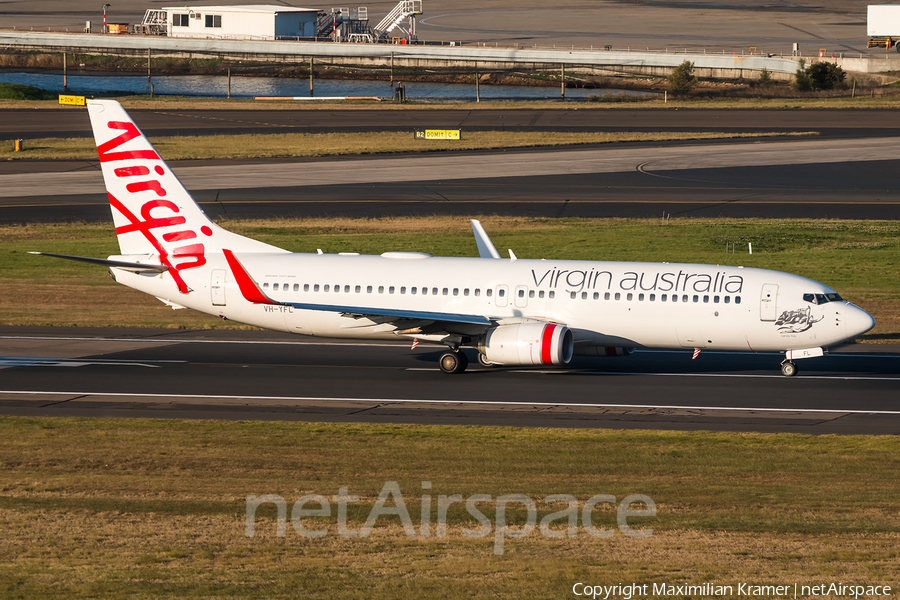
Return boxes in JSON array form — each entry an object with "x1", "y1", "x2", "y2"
[{"x1": 29, "y1": 252, "x2": 170, "y2": 272}]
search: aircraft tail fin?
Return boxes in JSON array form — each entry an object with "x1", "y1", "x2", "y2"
[{"x1": 86, "y1": 100, "x2": 285, "y2": 293}]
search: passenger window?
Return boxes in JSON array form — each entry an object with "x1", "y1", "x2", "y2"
[
  {"x1": 649, "y1": 293, "x2": 655, "y2": 301},
  {"x1": 724, "y1": 296, "x2": 730, "y2": 304},
  {"x1": 292, "y1": 284, "x2": 298, "y2": 292},
  {"x1": 626, "y1": 293, "x2": 633, "y2": 301},
  {"x1": 273, "y1": 283, "x2": 279, "y2": 291},
  {"x1": 432, "y1": 288, "x2": 438, "y2": 295},
  {"x1": 638, "y1": 293, "x2": 644, "y2": 301},
  {"x1": 263, "y1": 283, "x2": 269, "y2": 289},
  {"x1": 378, "y1": 286, "x2": 384, "y2": 293},
  {"x1": 528, "y1": 290, "x2": 534, "y2": 298},
  {"x1": 519, "y1": 289, "x2": 525, "y2": 298},
  {"x1": 389, "y1": 286, "x2": 395, "y2": 294},
  {"x1": 498, "y1": 289, "x2": 505, "y2": 297},
  {"x1": 693, "y1": 295, "x2": 698, "y2": 303},
  {"x1": 475, "y1": 289, "x2": 481, "y2": 297},
  {"x1": 443, "y1": 288, "x2": 449, "y2": 296},
  {"x1": 334, "y1": 285, "x2": 340, "y2": 293},
  {"x1": 615, "y1": 292, "x2": 621, "y2": 300},
  {"x1": 453, "y1": 288, "x2": 459, "y2": 296},
  {"x1": 604, "y1": 292, "x2": 610, "y2": 300},
  {"x1": 324, "y1": 285, "x2": 330, "y2": 292},
  {"x1": 355, "y1": 285, "x2": 361, "y2": 293},
  {"x1": 314, "y1": 284, "x2": 320, "y2": 292},
  {"x1": 344, "y1": 285, "x2": 350, "y2": 293},
  {"x1": 703, "y1": 295, "x2": 709, "y2": 303},
  {"x1": 304, "y1": 284, "x2": 310, "y2": 292},
  {"x1": 539, "y1": 290, "x2": 544, "y2": 298},
  {"x1": 593, "y1": 292, "x2": 599, "y2": 300},
  {"x1": 487, "y1": 289, "x2": 493, "y2": 297},
  {"x1": 411, "y1": 287, "x2": 417, "y2": 294},
  {"x1": 735, "y1": 296, "x2": 742, "y2": 304},
  {"x1": 400, "y1": 287, "x2": 406, "y2": 294},
  {"x1": 367, "y1": 285, "x2": 372, "y2": 293},
  {"x1": 570, "y1": 292, "x2": 577, "y2": 299},
  {"x1": 465, "y1": 289, "x2": 470, "y2": 296},
  {"x1": 549, "y1": 291, "x2": 555, "y2": 299},
  {"x1": 682, "y1": 295, "x2": 689, "y2": 302},
  {"x1": 672, "y1": 294, "x2": 677, "y2": 302},
  {"x1": 713, "y1": 295, "x2": 719, "y2": 303}
]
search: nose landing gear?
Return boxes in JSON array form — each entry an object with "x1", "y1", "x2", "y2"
[{"x1": 780, "y1": 360, "x2": 798, "y2": 377}]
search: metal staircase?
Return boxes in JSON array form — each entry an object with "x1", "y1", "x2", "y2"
[
  {"x1": 318, "y1": 7, "x2": 370, "y2": 40},
  {"x1": 135, "y1": 9, "x2": 168, "y2": 35},
  {"x1": 373, "y1": 0, "x2": 422, "y2": 40}
]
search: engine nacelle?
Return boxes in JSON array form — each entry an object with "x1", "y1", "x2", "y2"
[{"x1": 479, "y1": 323, "x2": 574, "y2": 366}]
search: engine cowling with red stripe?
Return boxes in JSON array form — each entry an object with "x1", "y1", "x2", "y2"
[{"x1": 479, "y1": 323, "x2": 574, "y2": 366}]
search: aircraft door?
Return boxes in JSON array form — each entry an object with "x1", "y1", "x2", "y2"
[
  {"x1": 760, "y1": 283, "x2": 778, "y2": 321},
  {"x1": 495, "y1": 285, "x2": 509, "y2": 307},
  {"x1": 514, "y1": 285, "x2": 528, "y2": 308},
  {"x1": 211, "y1": 269, "x2": 226, "y2": 306}
]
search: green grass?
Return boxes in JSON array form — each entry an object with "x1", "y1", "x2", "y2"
[
  {"x1": 0, "y1": 417, "x2": 899, "y2": 598},
  {"x1": 0, "y1": 130, "x2": 813, "y2": 160},
  {"x1": 0, "y1": 82, "x2": 56, "y2": 101},
  {"x1": 2, "y1": 217, "x2": 898, "y2": 338}
]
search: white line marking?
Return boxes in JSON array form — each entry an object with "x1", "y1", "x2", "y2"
[
  {"x1": 407, "y1": 367, "x2": 900, "y2": 381},
  {"x1": 1, "y1": 390, "x2": 899, "y2": 415},
  {"x1": 0, "y1": 335, "x2": 408, "y2": 347}
]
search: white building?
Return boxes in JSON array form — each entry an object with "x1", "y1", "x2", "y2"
[{"x1": 163, "y1": 5, "x2": 320, "y2": 40}]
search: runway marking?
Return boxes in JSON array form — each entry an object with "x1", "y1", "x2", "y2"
[
  {"x1": 0, "y1": 335, "x2": 407, "y2": 347},
  {"x1": 406, "y1": 368, "x2": 900, "y2": 381},
  {"x1": 0, "y1": 356, "x2": 184, "y2": 368},
  {"x1": 2, "y1": 389, "x2": 900, "y2": 415}
]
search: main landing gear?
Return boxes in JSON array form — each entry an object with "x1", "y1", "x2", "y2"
[
  {"x1": 781, "y1": 360, "x2": 798, "y2": 377},
  {"x1": 439, "y1": 350, "x2": 468, "y2": 374}
]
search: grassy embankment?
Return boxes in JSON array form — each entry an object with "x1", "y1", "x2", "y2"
[
  {"x1": 2, "y1": 217, "x2": 898, "y2": 340},
  {"x1": 0, "y1": 417, "x2": 899, "y2": 598}
]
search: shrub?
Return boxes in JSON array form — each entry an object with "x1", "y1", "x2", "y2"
[
  {"x1": 793, "y1": 59, "x2": 845, "y2": 91},
  {"x1": 668, "y1": 60, "x2": 698, "y2": 93},
  {"x1": 0, "y1": 83, "x2": 55, "y2": 100},
  {"x1": 758, "y1": 67, "x2": 775, "y2": 87}
]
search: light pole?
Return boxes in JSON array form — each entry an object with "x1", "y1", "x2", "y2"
[{"x1": 102, "y1": 4, "x2": 110, "y2": 33}]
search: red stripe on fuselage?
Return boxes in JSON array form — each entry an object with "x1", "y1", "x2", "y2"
[{"x1": 540, "y1": 323, "x2": 556, "y2": 364}]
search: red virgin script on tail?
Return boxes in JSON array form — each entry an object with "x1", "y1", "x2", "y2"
[{"x1": 101, "y1": 120, "x2": 211, "y2": 294}]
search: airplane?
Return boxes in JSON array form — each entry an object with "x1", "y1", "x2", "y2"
[{"x1": 33, "y1": 99, "x2": 875, "y2": 377}]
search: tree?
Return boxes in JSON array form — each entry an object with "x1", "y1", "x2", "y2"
[
  {"x1": 793, "y1": 59, "x2": 812, "y2": 92},
  {"x1": 668, "y1": 61, "x2": 697, "y2": 93},
  {"x1": 793, "y1": 59, "x2": 846, "y2": 92},
  {"x1": 807, "y1": 62, "x2": 846, "y2": 90},
  {"x1": 758, "y1": 67, "x2": 774, "y2": 87}
]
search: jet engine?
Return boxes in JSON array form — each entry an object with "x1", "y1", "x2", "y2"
[{"x1": 479, "y1": 322, "x2": 574, "y2": 366}]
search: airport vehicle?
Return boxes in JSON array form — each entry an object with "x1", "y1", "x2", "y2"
[
  {"x1": 867, "y1": 5, "x2": 900, "y2": 50},
  {"x1": 34, "y1": 100, "x2": 875, "y2": 376}
]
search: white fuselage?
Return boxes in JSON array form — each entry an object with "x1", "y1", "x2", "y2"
[{"x1": 111, "y1": 252, "x2": 874, "y2": 353}]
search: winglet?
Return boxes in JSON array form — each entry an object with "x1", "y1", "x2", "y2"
[
  {"x1": 222, "y1": 249, "x2": 278, "y2": 305},
  {"x1": 470, "y1": 219, "x2": 501, "y2": 259}
]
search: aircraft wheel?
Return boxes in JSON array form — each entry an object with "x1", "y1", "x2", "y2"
[
  {"x1": 477, "y1": 353, "x2": 494, "y2": 367},
  {"x1": 439, "y1": 351, "x2": 468, "y2": 374},
  {"x1": 781, "y1": 361, "x2": 798, "y2": 377}
]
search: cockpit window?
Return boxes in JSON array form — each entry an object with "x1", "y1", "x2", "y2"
[{"x1": 804, "y1": 292, "x2": 843, "y2": 305}]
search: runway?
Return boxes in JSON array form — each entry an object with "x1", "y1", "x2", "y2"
[
  {"x1": 4, "y1": 138, "x2": 900, "y2": 222},
  {"x1": 1, "y1": 328, "x2": 898, "y2": 434}
]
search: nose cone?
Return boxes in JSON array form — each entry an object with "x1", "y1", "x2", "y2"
[{"x1": 845, "y1": 304, "x2": 876, "y2": 340}]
